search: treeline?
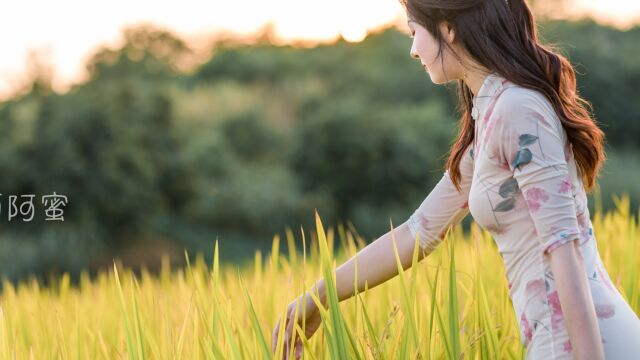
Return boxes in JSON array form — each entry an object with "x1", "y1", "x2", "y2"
[{"x1": 0, "y1": 19, "x2": 638, "y2": 283}]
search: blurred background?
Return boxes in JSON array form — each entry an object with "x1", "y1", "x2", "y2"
[{"x1": 0, "y1": 0, "x2": 638, "y2": 285}]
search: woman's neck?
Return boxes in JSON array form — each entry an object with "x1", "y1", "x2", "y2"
[{"x1": 465, "y1": 69, "x2": 494, "y2": 97}]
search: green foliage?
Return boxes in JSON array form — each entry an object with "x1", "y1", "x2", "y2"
[
  {"x1": 290, "y1": 96, "x2": 454, "y2": 229},
  {"x1": 86, "y1": 24, "x2": 192, "y2": 82},
  {"x1": 0, "y1": 20, "x2": 638, "y2": 282},
  {"x1": 539, "y1": 19, "x2": 640, "y2": 148}
]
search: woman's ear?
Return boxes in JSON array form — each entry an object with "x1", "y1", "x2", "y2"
[{"x1": 439, "y1": 21, "x2": 456, "y2": 44}]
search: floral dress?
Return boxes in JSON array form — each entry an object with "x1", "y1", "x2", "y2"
[{"x1": 405, "y1": 72, "x2": 640, "y2": 359}]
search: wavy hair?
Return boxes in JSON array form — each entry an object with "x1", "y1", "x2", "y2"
[{"x1": 399, "y1": 0, "x2": 606, "y2": 193}]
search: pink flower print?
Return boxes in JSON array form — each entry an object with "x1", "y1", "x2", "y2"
[
  {"x1": 563, "y1": 339, "x2": 573, "y2": 353},
  {"x1": 525, "y1": 278, "x2": 545, "y2": 299},
  {"x1": 558, "y1": 177, "x2": 572, "y2": 194},
  {"x1": 546, "y1": 290, "x2": 564, "y2": 331},
  {"x1": 520, "y1": 312, "x2": 533, "y2": 342},
  {"x1": 508, "y1": 282, "x2": 513, "y2": 290},
  {"x1": 595, "y1": 303, "x2": 616, "y2": 319},
  {"x1": 524, "y1": 187, "x2": 549, "y2": 213},
  {"x1": 461, "y1": 200, "x2": 469, "y2": 209}
]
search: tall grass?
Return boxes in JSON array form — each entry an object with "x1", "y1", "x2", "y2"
[{"x1": 0, "y1": 194, "x2": 638, "y2": 359}]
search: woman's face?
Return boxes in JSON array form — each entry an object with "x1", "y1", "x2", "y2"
[{"x1": 408, "y1": 20, "x2": 460, "y2": 84}]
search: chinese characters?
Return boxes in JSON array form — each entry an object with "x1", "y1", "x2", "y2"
[{"x1": 0, "y1": 192, "x2": 69, "y2": 221}]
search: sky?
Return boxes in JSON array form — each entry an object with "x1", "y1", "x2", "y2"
[{"x1": 1, "y1": 0, "x2": 639, "y2": 101}]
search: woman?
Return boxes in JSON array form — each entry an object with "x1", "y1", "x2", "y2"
[{"x1": 272, "y1": 0, "x2": 640, "y2": 358}]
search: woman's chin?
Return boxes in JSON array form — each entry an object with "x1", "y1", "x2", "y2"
[
  {"x1": 429, "y1": 72, "x2": 459, "y2": 85},
  {"x1": 428, "y1": 71, "x2": 445, "y2": 84}
]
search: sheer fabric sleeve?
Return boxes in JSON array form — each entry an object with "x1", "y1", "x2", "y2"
[
  {"x1": 405, "y1": 144, "x2": 474, "y2": 254},
  {"x1": 492, "y1": 89, "x2": 581, "y2": 256}
]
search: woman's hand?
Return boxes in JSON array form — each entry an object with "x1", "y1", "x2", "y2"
[{"x1": 272, "y1": 292, "x2": 323, "y2": 359}]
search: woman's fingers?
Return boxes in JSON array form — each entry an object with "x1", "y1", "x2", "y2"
[
  {"x1": 284, "y1": 338, "x2": 302, "y2": 360},
  {"x1": 273, "y1": 314, "x2": 291, "y2": 357},
  {"x1": 272, "y1": 318, "x2": 281, "y2": 353},
  {"x1": 294, "y1": 341, "x2": 302, "y2": 359},
  {"x1": 285, "y1": 302, "x2": 299, "y2": 349},
  {"x1": 275, "y1": 297, "x2": 310, "y2": 359}
]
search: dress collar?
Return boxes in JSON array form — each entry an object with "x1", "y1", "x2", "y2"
[{"x1": 470, "y1": 72, "x2": 508, "y2": 122}]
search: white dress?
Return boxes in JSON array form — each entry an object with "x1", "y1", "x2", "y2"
[{"x1": 405, "y1": 72, "x2": 640, "y2": 359}]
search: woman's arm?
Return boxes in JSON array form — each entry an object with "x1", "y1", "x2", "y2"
[
  {"x1": 549, "y1": 240, "x2": 605, "y2": 359},
  {"x1": 309, "y1": 221, "x2": 425, "y2": 308},
  {"x1": 308, "y1": 145, "x2": 474, "y2": 307},
  {"x1": 273, "y1": 221, "x2": 437, "y2": 358}
]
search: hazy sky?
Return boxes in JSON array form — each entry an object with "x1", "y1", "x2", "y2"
[{"x1": 1, "y1": 0, "x2": 638, "y2": 100}]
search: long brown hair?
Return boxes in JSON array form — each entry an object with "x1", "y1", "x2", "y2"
[{"x1": 399, "y1": 0, "x2": 606, "y2": 193}]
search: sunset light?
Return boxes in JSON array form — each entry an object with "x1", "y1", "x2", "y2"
[{"x1": 0, "y1": 0, "x2": 638, "y2": 100}]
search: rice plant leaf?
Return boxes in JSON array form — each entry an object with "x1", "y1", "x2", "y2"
[
  {"x1": 238, "y1": 273, "x2": 272, "y2": 360},
  {"x1": 448, "y1": 233, "x2": 462, "y2": 360},
  {"x1": 355, "y1": 292, "x2": 379, "y2": 353},
  {"x1": 389, "y1": 221, "x2": 419, "y2": 348},
  {"x1": 294, "y1": 323, "x2": 319, "y2": 360},
  {"x1": 130, "y1": 276, "x2": 147, "y2": 360},
  {"x1": 175, "y1": 293, "x2": 193, "y2": 358},
  {"x1": 217, "y1": 295, "x2": 243, "y2": 360},
  {"x1": 429, "y1": 262, "x2": 452, "y2": 360},
  {"x1": 315, "y1": 211, "x2": 350, "y2": 359},
  {"x1": 474, "y1": 250, "x2": 500, "y2": 359},
  {"x1": 113, "y1": 263, "x2": 137, "y2": 360}
]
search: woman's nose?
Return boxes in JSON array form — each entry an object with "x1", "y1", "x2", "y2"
[{"x1": 409, "y1": 43, "x2": 419, "y2": 59}]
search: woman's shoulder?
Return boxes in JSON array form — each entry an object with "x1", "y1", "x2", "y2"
[
  {"x1": 491, "y1": 83, "x2": 561, "y2": 134},
  {"x1": 494, "y1": 84, "x2": 555, "y2": 116},
  {"x1": 487, "y1": 83, "x2": 566, "y2": 148}
]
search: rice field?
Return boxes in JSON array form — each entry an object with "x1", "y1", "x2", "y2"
[{"x1": 0, "y1": 194, "x2": 638, "y2": 359}]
